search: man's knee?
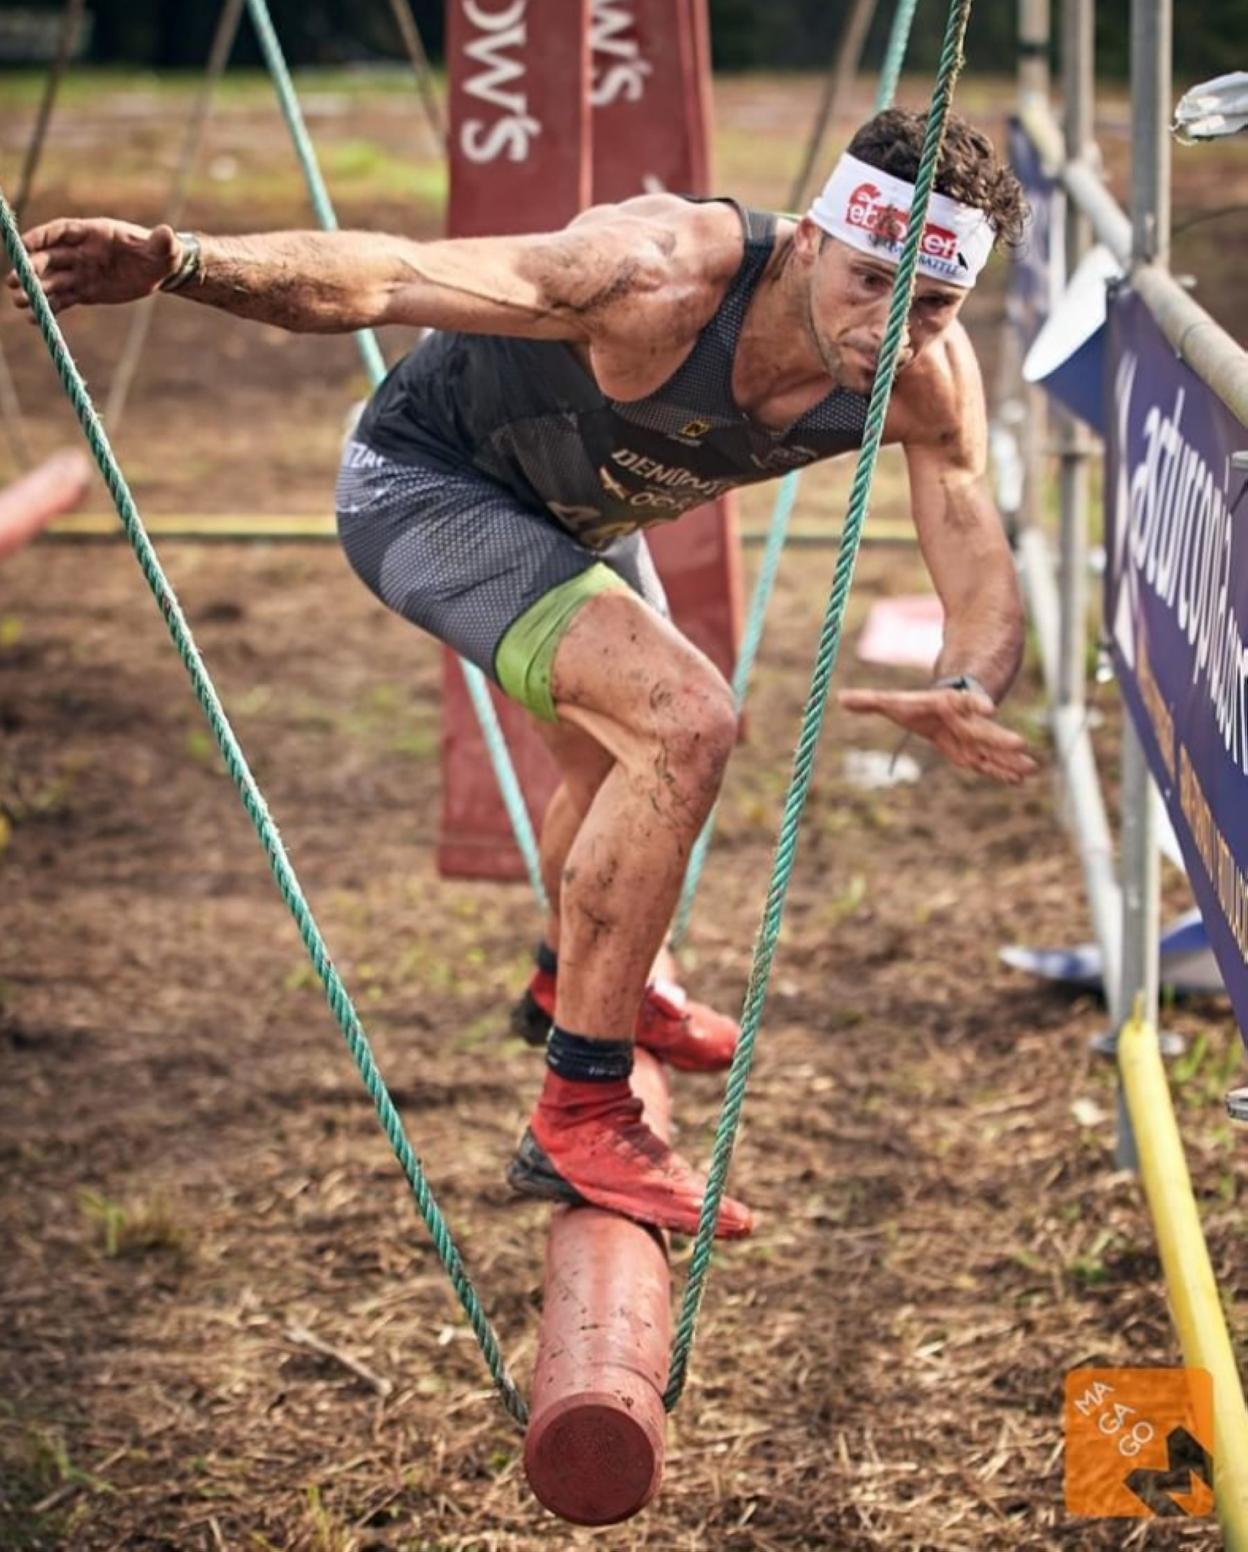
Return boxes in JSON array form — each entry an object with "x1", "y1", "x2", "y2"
[
  {"x1": 662, "y1": 675, "x2": 736, "y2": 774},
  {"x1": 640, "y1": 669, "x2": 737, "y2": 814},
  {"x1": 550, "y1": 589, "x2": 737, "y2": 808}
]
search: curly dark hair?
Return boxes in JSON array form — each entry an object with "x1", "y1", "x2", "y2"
[{"x1": 845, "y1": 108, "x2": 1028, "y2": 250}]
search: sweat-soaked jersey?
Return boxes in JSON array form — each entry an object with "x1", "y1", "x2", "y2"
[{"x1": 356, "y1": 200, "x2": 871, "y2": 551}]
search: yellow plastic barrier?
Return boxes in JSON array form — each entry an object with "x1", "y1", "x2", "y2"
[
  {"x1": 1118, "y1": 1015, "x2": 1248, "y2": 1547},
  {"x1": 44, "y1": 512, "x2": 336, "y2": 541},
  {"x1": 40, "y1": 514, "x2": 920, "y2": 547}
]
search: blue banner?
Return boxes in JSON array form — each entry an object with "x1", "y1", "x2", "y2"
[
  {"x1": 1106, "y1": 287, "x2": 1248, "y2": 1041},
  {"x1": 1007, "y1": 117, "x2": 1065, "y2": 347}
]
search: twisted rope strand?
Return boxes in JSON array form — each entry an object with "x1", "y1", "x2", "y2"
[
  {"x1": 670, "y1": 469, "x2": 798, "y2": 949},
  {"x1": 104, "y1": 0, "x2": 247, "y2": 434},
  {"x1": 664, "y1": 0, "x2": 974, "y2": 1411},
  {"x1": 875, "y1": 0, "x2": 922, "y2": 113},
  {"x1": 0, "y1": 192, "x2": 528, "y2": 1430}
]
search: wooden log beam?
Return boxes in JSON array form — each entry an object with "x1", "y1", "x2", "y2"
[{"x1": 524, "y1": 1048, "x2": 671, "y2": 1525}]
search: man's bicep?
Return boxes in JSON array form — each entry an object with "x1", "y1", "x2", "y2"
[
  {"x1": 903, "y1": 336, "x2": 999, "y2": 571},
  {"x1": 905, "y1": 435, "x2": 1012, "y2": 613},
  {"x1": 376, "y1": 224, "x2": 665, "y2": 341}
]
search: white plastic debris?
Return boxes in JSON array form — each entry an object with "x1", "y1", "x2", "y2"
[
  {"x1": 842, "y1": 748, "x2": 922, "y2": 789},
  {"x1": 1172, "y1": 72, "x2": 1248, "y2": 143},
  {"x1": 1071, "y1": 1097, "x2": 1109, "y2": 1128},
  {"x1": 856, "y1": 594, "x2": 944, "y2": 670}
]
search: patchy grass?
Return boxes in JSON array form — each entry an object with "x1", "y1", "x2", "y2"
[
  {"x1": 78, "y1": 1190, "x2": 194, "y2": 1264},
  {"x1": 2, "y1": 71, "x2": 1245, "y2": 1552},
  {"x1": 0, "y1": 1407, "x2": 123, "y2": 1550}
]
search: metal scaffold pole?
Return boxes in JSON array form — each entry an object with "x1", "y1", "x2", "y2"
[
  {"x1": 1018, "y1": 0, "x2": 1049, "y2": 105},
  {"x1": 1012, "y1": 0, "x2": 1123, "y2": 1010},
  {"x1": 1056, "y1": 0, "x2": 1092, "y2": 718},
  {"x1": 988, "y1": 0, "x2": 1048, "y2": 544},
  {"x1": 1014, "y1": 0, "x2": 1049, "y2": 546},
  {"x1": 1111, "y1": 0, "x2": 1170, "y2": 1170}
]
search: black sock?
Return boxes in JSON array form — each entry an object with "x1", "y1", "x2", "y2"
[
  {"x1": 535, "y1": 941, "x2": 558, "y2": 977},
  {"x1": 546, "y1": 1024, "x2": 633, "y2": 1082}
]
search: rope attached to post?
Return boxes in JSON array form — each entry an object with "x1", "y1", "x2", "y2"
[
  {"x1": 0, "y1": 190, "x2": 529, "y2": 1431},
  {"x1": 664, "y1": 0, "x2": 975, "y2": 1412},
  {"x1": 670, "y1": 469, "x2": 799, "y2": 950},
  {"x1": 12, "y1": 0, "x2": 86, "y2": 224},
  {"x1": 104, "y1": 0, "x2": 247, "y2": 434},
  {"x1": 0, "y1": 0, "x2": 81, "y2": 469},
  {"x1": 385, "y1": 0, "x2": 447, "y2": 154},
  {"x1": 874, "y1": 0, "x2": 921, "y2": 112},
  {"x1": 787, "y1": 0, "x2": 880, "y2": 214},
  {"x1": 242, "y1": 0, "x2": 547, "y2": 912}
]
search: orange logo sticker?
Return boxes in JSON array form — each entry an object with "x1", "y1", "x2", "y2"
[{"x1": 1064, "y1": 1368, "x2": 1214, "y2": 1518}]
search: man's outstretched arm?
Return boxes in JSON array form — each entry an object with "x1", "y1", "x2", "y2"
[
  {"x1": 6, "y1": 210, "x2": 694, "y2": 342},
  {"x1": 840, "y1": 328, "x2": 1036, "y2": 785},
  {"x1": 902, "y1": 430, "x2": 1025, "y2": 707}
]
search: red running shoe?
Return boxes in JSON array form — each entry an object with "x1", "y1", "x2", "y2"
[
  {"x1": 510, "y1": 969, "x2": 739, "y2": 1073},
  {"x1": 507, "y1": 1072, "x2": 754, "y2": 1240}
]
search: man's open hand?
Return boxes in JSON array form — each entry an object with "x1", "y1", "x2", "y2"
[
  {"x1": 838, "y1": 684, "x2": 1038, "y2": 785},
  {"x1": 6, "y1": 219, "x2": 181, "y2": 317}
]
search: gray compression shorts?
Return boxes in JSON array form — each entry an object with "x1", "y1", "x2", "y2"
[{"x1": 335, "y1": 440, "x2": 669, "y2": 720}]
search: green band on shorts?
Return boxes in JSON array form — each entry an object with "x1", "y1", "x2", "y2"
[{"x1": 495, "y1": 564, "x2": 629, "y2": 722}]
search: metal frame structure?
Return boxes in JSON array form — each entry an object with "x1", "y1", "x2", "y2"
[
  {"x1": 1005, "y1": 7, "x2": 1248, "y2": 1533},
  {"x1": 1006, "y1": 0, "x2": 1248, "y2": 1162}
]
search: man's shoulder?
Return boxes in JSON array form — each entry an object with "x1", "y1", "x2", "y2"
[
  {"x1": 567, "y1": 194, "x2": 745, "y2": 288},
  {"x1": 558, "y1": 195, "x2": 747, "y2": 358}
]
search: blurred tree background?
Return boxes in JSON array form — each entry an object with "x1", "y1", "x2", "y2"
[{"x1": 0, "y1": 0, "x2": 1240, "y2": 78}]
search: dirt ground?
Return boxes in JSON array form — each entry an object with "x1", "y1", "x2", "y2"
[{"x1": 2, "y1": 70, "x2": 1247, "y2": 1552}]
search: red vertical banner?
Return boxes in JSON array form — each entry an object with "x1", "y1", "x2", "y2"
[
  {"x1": 438, "y1": 0, "x2": 740, "y2": 882},
  {"x1": 590, "y1": 0, "x2": 743, "y2": 686},
  {"x1": 439, "y1": 0, "x2": 591, "y2": 882},
  {"x1": 590, "y1": 0, "x2": 707, "y2": 197},
  {"x1": 447, "y1": 0, "x2": 591, "y2": 237}
]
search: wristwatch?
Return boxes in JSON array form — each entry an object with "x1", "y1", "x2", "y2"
[
  {"x1": 934, "y1": 672, "x2": 993, "y2": 703},
  {"x1": 158, "y1": 231, "x2": 203, "y2": 293}
]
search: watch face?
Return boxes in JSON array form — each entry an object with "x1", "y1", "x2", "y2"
[{"x1": 936, "y1": 674, "x2": 990, "y2": 702}]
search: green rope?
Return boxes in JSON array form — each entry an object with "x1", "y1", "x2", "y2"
[
  {"x1": 244, "y1": 0, "x2": 548, "y2": 914},
  {"x1": 669, "y1": 469, "x2": 798, "y2": 950},
  {"x1": 0, "y1": 192, "x2": 529, "y2": 1431},
  {"x1": 670, "y1": 0, "x2": 920, "y2": 949},
  {"x1": 663, "y1": 0, "x2": 974, "y2": 1412},
  {"x1": 875, "y1": 0, "x2": 921, "y2": 112},
  {"x1": 243, "y1": 0, "x2": 385, "y2": 386}
]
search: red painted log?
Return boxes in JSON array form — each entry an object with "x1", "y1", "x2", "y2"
[{"x1": 524, "y1": 1048, "x2": 671, "y2": 1524}]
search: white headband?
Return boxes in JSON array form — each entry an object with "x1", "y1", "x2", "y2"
[{"x1": 808, "y1": 152, "x2": 995, "y2": 289}]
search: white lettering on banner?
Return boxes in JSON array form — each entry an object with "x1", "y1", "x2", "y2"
[
  {"x1": 459, "y1": 0, "x2": 539, "y2": 164},
  {"x1": 589, "y1": 0, "x2": 652, "y2": 106},
  {"x1": 1113, "y1": 351, "x2": 1248, "y2": 776}
]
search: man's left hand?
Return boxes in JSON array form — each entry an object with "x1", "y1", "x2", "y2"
[{"x1": 838, "y1": 684, "x2": 1038, "y2": 785}]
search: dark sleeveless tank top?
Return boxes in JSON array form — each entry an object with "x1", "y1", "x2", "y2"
[{"x1": 356, "y1": 200, "x2": 871, "y2": 551}]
